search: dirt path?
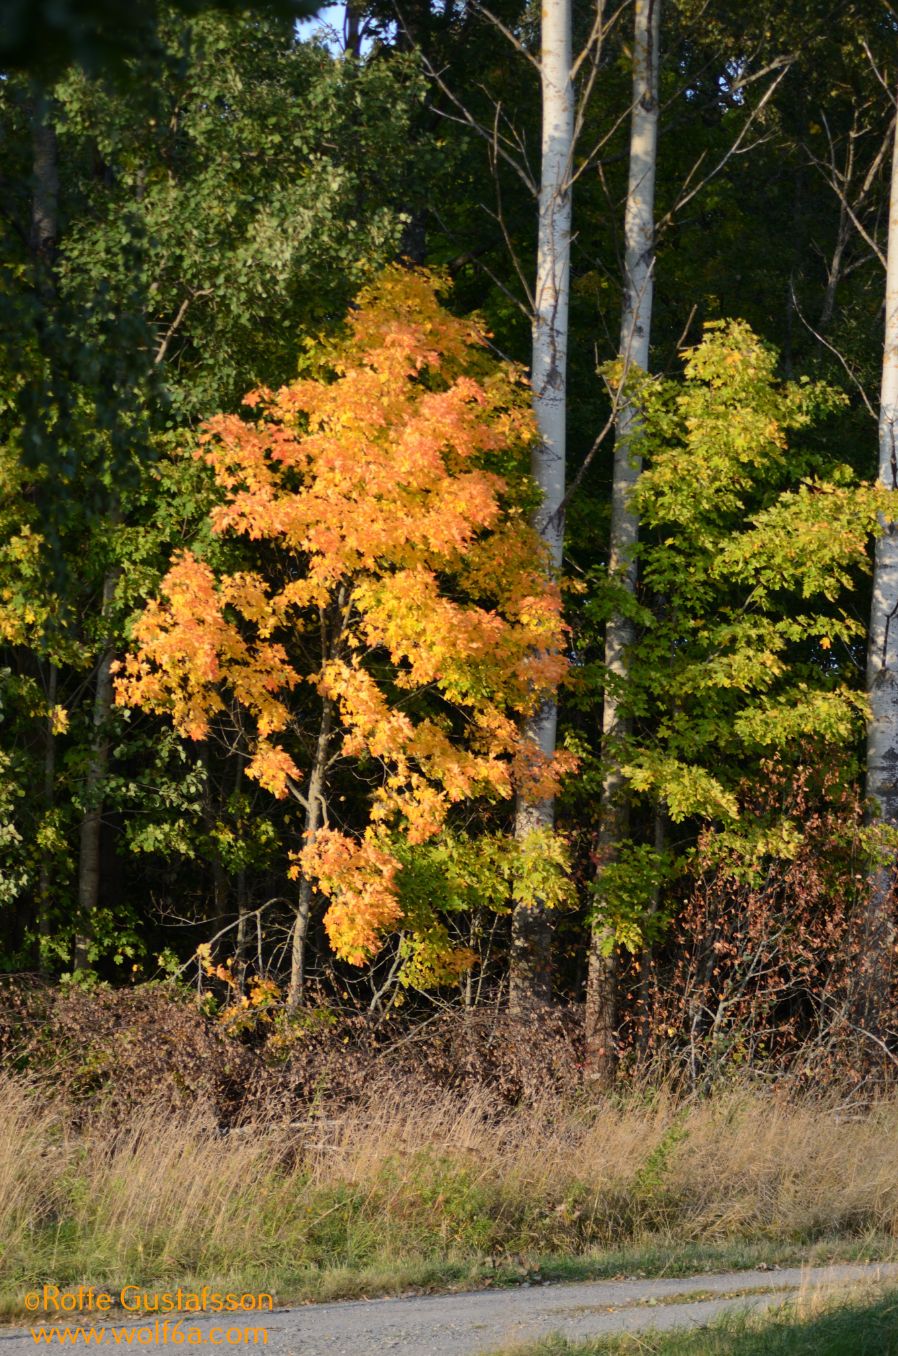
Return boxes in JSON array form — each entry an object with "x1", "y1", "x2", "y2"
[{"x1": 3, "y1": 1262, "x2": 896, "y2": 1354}]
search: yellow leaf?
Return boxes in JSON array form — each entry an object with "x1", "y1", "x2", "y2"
[{"x1": 50, "y1": 704, "x2": 69, "y2": 735}]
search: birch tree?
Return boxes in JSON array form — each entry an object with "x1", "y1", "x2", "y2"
[
  {"x1": 863, "y1": 92, "x2": 898, "y2": 1037},
  {"x1": 507, "y1": 0, "x2": 574, "y2": 1011},
  {"x1": 585, "y1": 0, "x2": 661, "y2": 1075}
]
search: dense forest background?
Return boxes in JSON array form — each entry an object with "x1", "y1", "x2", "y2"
[{"x1": 3, "y1": 0, "x2": 898, "y2": 1092}]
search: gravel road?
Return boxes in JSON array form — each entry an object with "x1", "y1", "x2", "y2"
[{"x1": 3, "y1": 1262, "x2": 896, "y2": 1354}]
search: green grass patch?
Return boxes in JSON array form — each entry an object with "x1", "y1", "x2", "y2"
[
  {"x1": 0, "y1": 1234, "x2": 894, "y2": 1323},
  {"x1": 483, "y1": 1286, "x2": 898, "y2": 1355}
]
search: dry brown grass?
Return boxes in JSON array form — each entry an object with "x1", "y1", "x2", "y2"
[
  {"x1": 0, "y1": 1075, "x2": 896, "y2": 1318},
  {"x1": 307, "y1": 1081, "x2": 898, "y2": 1238}
]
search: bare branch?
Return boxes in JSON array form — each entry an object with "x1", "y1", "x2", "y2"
[
  {"x1": 860, "y1": 37, "x2": 898, "y2": 109},
  {"x1": 572, "y1": 0, "x2": 613, "y2": 80},
  {"x1": 656, "y1": 61, "x2": 793, "y2": 235},
  {"x1": 809, "y1": 162, "x2": 889, "y2": 270},
  {"x1": 790, "y1": 280, "x2": 878, "y2": 421},
  {"x1": 553, "y1": 384, "x2": 624, "y2": 518},
  {"x1": 153, "y1": 287, "x2": 212, "y2": 366},
  {"x1": 467, "y1": 0, "x2": 540, "y2": 70},
  {"x1": 285, "y1": 777, "x2": 310, "y2": 810},
  {"x1": 848, "y1": 1019, "x2": 898, "y2": 1068},
  {"x1": 807, "y1": 109, "x2": 895, "y2": 273},
  {"x1": 168, "y1": 898, "x2": 291, "y2": 978},
  {"x1": 661, "y1": 302, "x2": 698, "y2": 373},
  {"x1": 424, "y1": 59, "x2": 538, "y2": 195}
]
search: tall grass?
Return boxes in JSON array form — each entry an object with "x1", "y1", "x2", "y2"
[{"x1": 1, "y1": 1076, "x2": 897, "y2": 1316}]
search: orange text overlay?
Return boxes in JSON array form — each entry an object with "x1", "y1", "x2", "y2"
[
  {"x1": 25, "y1": 1291, "x2": 273, "y2": 1316},
  {"x1": 30, "y1": 1323, "x2": 268, "y2": 1346}
]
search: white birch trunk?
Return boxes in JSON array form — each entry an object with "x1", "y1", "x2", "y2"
[
  {"x1": 863, "y1": 100, "x2": 898, "y2": 1037},
  {"x1": 508, "y1": 0, "x2": 573, "y2": 1011},
  {"x1": 585, "y1": 0, "x2": 661, "y2": 1076}
]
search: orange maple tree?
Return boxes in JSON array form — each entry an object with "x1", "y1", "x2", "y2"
[{"x1": 115, "y1": 266, "x2": 573, "y2": 991}]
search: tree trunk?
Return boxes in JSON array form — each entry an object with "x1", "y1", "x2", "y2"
[
  {"x1": 586, "y1": 0, "x2": 661, "y2": 1081},
  {"x1": 234, "y1": 868, "x2": 248, "y2": 997},
  {"x1": 862, "y1": 99, "x2": 898, "y2": 1040},
  {"x1": 287, "y1": 697, "x2": 333, "y2": 1010},
  {"x1": 199, "y1": 740, "x2": 231, "y2": 956},
  {"x1": 31, "y1": 93, "x2": 59, "y2": 969},
  {"x1": 75, "y1": 572, "x2": 117, "y2": 970},
  {"x1": 30, "y1": 88, "x2": 58, "y2": 272},
  {"x1": 344, "y1": 0, "x2": 362, "y2": 57},
  {"x1": 638, "y1": 806, "x2": 666, "y2": 1050},
  {"x1": 227, "y1": 741, "x2": 248, "y2": 991},
  {"x1": 36, "y1": 661, "x2": 57, "y2": 970},
  {"x1": 508, "y1": 0, "x2": 573, "y2": 1014}
]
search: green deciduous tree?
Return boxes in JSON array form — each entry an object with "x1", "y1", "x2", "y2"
[{"x1": 586, "y1": 321, "x2": 889, "y2": 980}]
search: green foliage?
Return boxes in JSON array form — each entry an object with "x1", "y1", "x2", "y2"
[
  {"x1": 606, "y1": 322, "x2": 882, "y2": 851},
  {"x1": 623, "y1": 758, "x2": 740, "y2": 825},
  {"x1": 589, "y1": 843, "x2": 677, "y2": 955},
  {"x1": 0, "y1": 750, "x2": 28, "y2": 910},
  {"x1": 512, "y1": 830, "x2": 577, "y2": 914},
  {"x1": 52, "y1": 9, "x2": 427, "y2": 420},
  {"x1": 388, "y1": 828, "x2": 574, "y2": 986},
  {"x1": 630, "y1": 1117, "x2": 690, "y2": 1214},
  {"x1": 0, "y1": 7, "x2": 431, "y2": 981}
]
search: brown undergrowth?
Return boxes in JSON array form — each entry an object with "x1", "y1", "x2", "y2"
[{"x1": 0, "y1": 978, "x2": 583, "y2": 1127}]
